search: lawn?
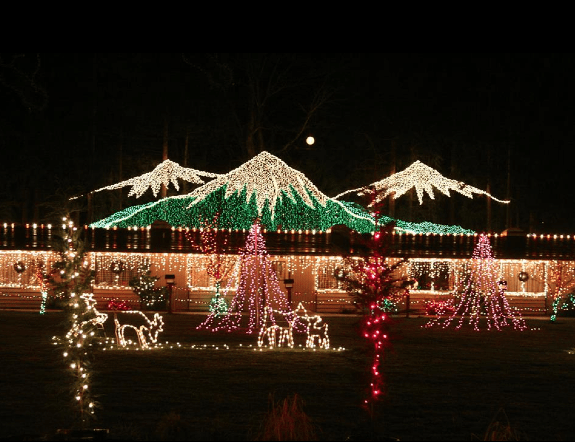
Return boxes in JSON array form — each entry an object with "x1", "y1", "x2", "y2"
[{"x1": 1, "y1": 310, "x2": 574, "y2": 441}]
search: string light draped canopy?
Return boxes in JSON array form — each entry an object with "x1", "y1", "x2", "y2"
[{"x1": 90, "y1": 152, "x2": 475, "y2": 235}]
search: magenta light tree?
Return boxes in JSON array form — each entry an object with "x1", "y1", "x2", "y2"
[
  {"x1": 186, "y1": 214, "x2": 234, "y2": 316},
  {"x1": 197, "y1": 220, "x2": 295, "y2": 334},
  {"x1": 425, "y1": 234, "x2": 527, "y2": 331}
]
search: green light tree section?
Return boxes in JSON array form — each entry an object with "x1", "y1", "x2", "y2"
[
  {"x1": 91, "y1": 185, "x2": 474, "y2": 235},
  {"x1": 90, "y1": 185, "x2": 376, "y2": 233}
]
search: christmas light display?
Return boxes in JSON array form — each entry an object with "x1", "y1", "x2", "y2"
[
  {"x1": 552, "y1": 293, "x2": 575, "y2": 320},
  {"x1": 369, "y1": 214, "x2": 474, "y2": 235},
  {"x1": 335, "y1": 219, "x2": 411, "y2": 410},
  {"x1": 186, "y1": 214, "x2": 234, "y2": 316},
  {"x1": 107, "y1": 299, "x2": 130, "y2": 311},
  {"x1": 90, "y1": 151, "x2": 377, "y2": 232},
  {"x1": 257, "y1": 305, "x2": 296, "y2": 348},
  {"x1": 361, "y1": 303, "x2": 389, "y2": 408},
  {"x1": 34, "y1": 259, "x2": 49, "y2": 314},
  {"x1": 334, "y1": 160, "x2": 510, "y2": 206},
  {"x1": 187, "y1": 151, "x2": 331, "y2": 217},
  {"x1": 67, "y1": 293, "x2": 108, "y2": 339},
  {"x1": 0, "y1": 251, "x2": 54, "y2": 289},
  {"x1": 294, "y1": 302, "x2": 330, "y2": 349},
  {"x1": 14, "y1": 260, "x2": 26, "y2": 273},
  {"x1": 336, "y1": 224, "x2": 412, "y2": 314},
  {"x1": 197, "y1": 221, "x2": 294, "y2": 334},
  {"x1": 128, "y1": 262, "x2": 168, "y2": 310},
  {"x1": 90, "y1": 152, "x2": 475, "y2": 235},
  {"x1": 0, "y1": 246, "x2": 552, "y2": 316},
  {"x1": 113, "y1": 310, "x2": 165, "y2": 349},
  {"x1": 256, "y1": 302, "x2": 331, "y2": 349},
  {"x1": 424, "y1": 234, "x2": 527, "y2": 331},
  {"x1": 546, "y1": 260, "x2": 575, "y2": 321},
  {"x1": 51, "y1": 217, "x2": 100, "y2": 427},
  {"x1": 72, "y1": 159, "x2": 220, "y2": 199}
]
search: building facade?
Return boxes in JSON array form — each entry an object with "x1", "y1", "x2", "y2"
[{"x1": 2, "y1": 222, "x2": 574, "y2": 317}]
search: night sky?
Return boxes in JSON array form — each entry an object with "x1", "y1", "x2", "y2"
[{"x1": 1, "y1": 53, "x2": 574, "y2": 234}]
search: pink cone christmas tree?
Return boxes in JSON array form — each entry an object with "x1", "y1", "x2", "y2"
[
  {"x1": 197, "y1": 220, "x2": 294, "y2": 334},
  {"x1": 425, "y1": 234, "x2": 526, "y2": 331}
]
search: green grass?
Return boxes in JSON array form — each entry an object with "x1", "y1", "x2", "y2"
[{"x1": 1, "y1": 311, "x2": 574, "y2": 440}]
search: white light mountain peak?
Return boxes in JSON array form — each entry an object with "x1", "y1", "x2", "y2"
[
  {"x1": 334, "y1": 160, "x2": 509, "y2": 206},
  {"x1": 185, "y1": 151, "x2": 329, "y2": 217},
  {"x1": 91, "y1": 159, "x2": 221, "y2": 198}
]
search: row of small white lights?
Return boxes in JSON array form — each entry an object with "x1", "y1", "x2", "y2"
[
  {"x1": 114, "y1": 226, "x2": 479, "y2": 236},
  {"x1": 527, "y1": 233, "x2": 574, "y2": 240},
  {"x1": 5, "y1": 223, "x2": 575, "y2": 240},
  {"x1": 3, "y1": 223, "x2": 53, "y2": 229}
]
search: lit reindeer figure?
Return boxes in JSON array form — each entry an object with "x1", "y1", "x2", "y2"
[
  {"x1": 294, "y1": 302, "x2": 330, "y2": 349},
  {"x1": 67, "y1": 293, "x2": 108, "y2": 339},
  {"x1": 114, "y1": 311, "x2": 164, "y2": 349},
  {"x1": 305, "y1": 315, "x2": 329, "y2": 349},
  {"x1": 257, "y1": 306, "x2": 295, "y2": 349}
]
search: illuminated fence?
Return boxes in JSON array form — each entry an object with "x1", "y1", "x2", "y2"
[{"x1": 4, "y1": 223, "x2": 575, "y2": 260}]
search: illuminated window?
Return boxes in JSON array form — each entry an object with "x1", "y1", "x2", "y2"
[
  {"x1": 1, "y1": 260, "x2": 34, "y2": 286},
  {"x1": 271, "y1": 260, "x2": 287, "y2": 281},
  {"x1": 0, "y1": 253, "x2": 55, "y2": 288},
  {"x1": 410, "y1": 260, "x2": 452, "y2": 291},
  {"x1": 316, "y1": 261, "x2": 344, "y2": 290},
  {"x1": 188, "y1": 256, "x2": 215, "y2": 289},
  {"x1": 95, "y1": 257, "x2": 144, "y2": 287}
]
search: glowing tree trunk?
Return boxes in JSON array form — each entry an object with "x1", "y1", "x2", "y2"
[
  {"x1": 197, "y1": 220, "x2": 292, "y2": 333},
  {"x1": 49, "y1": 217, "x2": 100, "y2": 429},
  {"x1": 425, "y1": 234, "x2": 526, "y2": 331}
]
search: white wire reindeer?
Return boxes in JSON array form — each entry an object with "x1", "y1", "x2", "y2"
[
  {"x1": 305, "y1": 315, "x2": 329, "y2": 349},
  {"x1": 294, "y1": 302, "x2": 330, "y2": 349},
  {"x1": 66, "y1": 293, "x2": 108, "y2": 340},
  {"x1": 114, "y1": 311, "x2": 164, "y2": 349},
  {"x1": 257, "y1": 306, "x2": 296, "y2": 348}
]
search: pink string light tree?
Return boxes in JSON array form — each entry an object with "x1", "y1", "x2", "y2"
[
  {"x1": 425, "y1": 234, "x2": 527, "y2": 331},
  {"x1": 197, "y1": 220, "x2": 295, "y2": 334}
]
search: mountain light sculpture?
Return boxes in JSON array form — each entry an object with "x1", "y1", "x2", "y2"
[
  {"x1": 334, "y1": 160, "x2": 510, "y2": 206},
  {"x1": 72, "y1": 159, "x2": 220, "y2": 199},
  {"x1": 90, "y1": 152, "x2": 474, "y2": 234}
]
